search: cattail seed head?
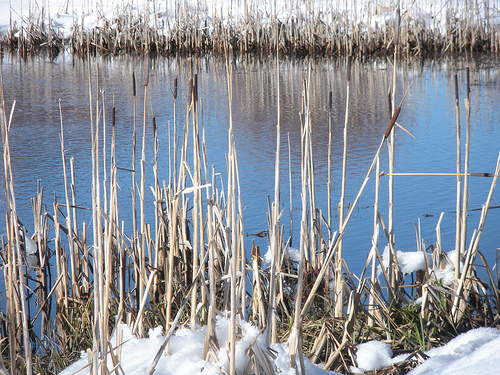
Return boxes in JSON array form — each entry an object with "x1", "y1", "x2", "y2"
[
  {"x1": 188, "y1": 77, "x2": 193, "y2": 105},
  {"x1": 385, "y1": 106, "x2": 401, "y2": 138},
  {"x1": 194, "y1": 73, "x2": 198, "y2": 103},
  {"x1": 132, "y1": 71, "x2": 136, "y2": 97}
]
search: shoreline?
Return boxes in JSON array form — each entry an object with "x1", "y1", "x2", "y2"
[{"x1": 1, "y1": 0, "x2": 499, "y2": 57}]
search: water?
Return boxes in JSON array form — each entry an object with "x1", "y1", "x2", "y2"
[{"x1": 1, "y1": 52, "x2": 500, "y2": 277}]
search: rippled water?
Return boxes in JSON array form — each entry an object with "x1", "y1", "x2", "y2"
[{"x1": 1, "y1": 52, "x2": 499, "y2": 275}]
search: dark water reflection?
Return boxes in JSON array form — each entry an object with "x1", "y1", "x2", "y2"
[{"x1": 1, "y1": 52, "x2": 499, "y2": 276}]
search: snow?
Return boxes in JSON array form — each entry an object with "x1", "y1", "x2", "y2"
[
  {"x1": 60, "y1": 315, "x2": 341, "y2": 375},
  {"x1": 379, "y1": 245, "x2": 463, "y2": 287},
  {"x1": 354, "y1": 341, "x2": 393, "y2": 372},
  {"x1": 431, "y1": 250, "x2": 463, "y2": 286},
  {"x1": 398, "y1": 328, "x2": 500, "y2": 375},
  {"x1": 380, "y1": 245, "x2": 432, "y2": 275},
  {"x1": 59, "y1": 318, "x2": 500, "y2": 375},
  {"x1": 263, "y1": 245, "x2": 300, "y2": 265},
  {"x1": 351, "y1": 328, "x2": 500, "y2": 374},
  {"x1": 1, "y1": 0, "x2": 497, "y2": 40}
]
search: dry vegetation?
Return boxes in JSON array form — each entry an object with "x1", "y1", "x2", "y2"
[{"x1": 2, "y1": 0, "x2": 500, "y2": 58}]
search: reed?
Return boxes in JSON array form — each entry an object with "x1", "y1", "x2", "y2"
[
  {"x1": 336, "y1": 56, "x2": 351, "y2": 318},
  {"x1": 454, "y1": 74, "x2": 462, "y2": 279},
  {"x1": 387, "y1": 5, "x2": 400, "y2": 304},
  {"x1": 1, "y1": 89, "x2": 32, "y2": 373},
  {"x1": 266, "y1": 51, "x2": 282, "y2": 347},
  {"x1": 3, "y1": 1, "x2": 500, "y2": 58},
  {"x1": 460, "y1": 68, "x2": 471, "y2": 260}
]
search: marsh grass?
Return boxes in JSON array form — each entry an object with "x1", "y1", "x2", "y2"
[
  {"x1": 1, "y1": 53, "x2": 500, "y2": 374},
  {"x1": 3, "y1": 1, "x2": 500, "y2": 58}
]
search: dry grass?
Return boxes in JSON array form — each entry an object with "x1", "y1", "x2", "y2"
[{"x1": 2, "y1": 1, "x2": 500, "y2": 58}]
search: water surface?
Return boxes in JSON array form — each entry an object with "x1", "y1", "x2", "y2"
[{"x1": 1, "y1": 52, "x2": 499, "y2": 276}]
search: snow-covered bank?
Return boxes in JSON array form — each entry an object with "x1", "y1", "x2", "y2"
[
  {"x1": 60, "y1": 315, "x2": 341, "y2": 375},
  {"x1": 1, "y1": 0, "x2": 500, "y2": 55},
  {"x1": 60, "y1": 317, "x2": 500, "y2": 375},
  {"x1": 403, "y1": 327, "x2": 500, "y2": 375}
]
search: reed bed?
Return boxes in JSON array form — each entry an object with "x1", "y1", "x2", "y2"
[
  {"x1": 2, "y1": 0, "x2": 500, "y2": 58},
  {"x1": 1, "y1": 53, "x2": 500, "y2": 375}
]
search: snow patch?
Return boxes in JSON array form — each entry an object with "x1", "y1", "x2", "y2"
[{"x1": 354, "y1": 340, "x2": 393, "y2": 371}]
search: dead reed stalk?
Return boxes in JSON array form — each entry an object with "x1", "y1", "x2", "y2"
[
  {"x1": 1, "y1": 86, "x2": 33, "y2": 374},
  {"x1": 5, "y1": 1, "x2": 500, "y2": 58}
]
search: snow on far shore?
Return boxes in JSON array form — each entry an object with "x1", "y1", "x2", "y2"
[{"x1": 1, "y1": 0, "x2": 499, "y2": 41}]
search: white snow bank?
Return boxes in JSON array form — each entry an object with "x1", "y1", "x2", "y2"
[
  {"x1": 61, "y1": 322, "x2": 500, "y2": 375},
  {"x1": 403, "y1": 327, "x2": 500, "y2": 375},
  {"x1": 60, "y1": 315, "x2": 341, "y2": 375},
  {"x1": 2, "y1": 0, "x2": 498, "y2": 40},
  {"x1": 352, "y1": 327, "x2": 500, "y2": 375}
]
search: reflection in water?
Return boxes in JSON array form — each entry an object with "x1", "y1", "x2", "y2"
[{"x1": 1, "y1": 52, "x2": 499, "y2": 274}]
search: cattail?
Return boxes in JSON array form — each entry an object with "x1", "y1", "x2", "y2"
[
  {"x1": 194, "y1": 73, "x2": 198, "y2": 103},
  {"x1": 188, "y1": 77, "x2": 193, "y2": 105},
  {"x1": 385, "y1": 106, "x2": 401, "y2": 138},
  {"x1": 470, "y1": 172, "x2": 494, "y2": 177},
  {"x1": 132, "y1": 71, "x2": 136, "y2": 97},
  {"x1": 346, "y1": 56, "x2": 351, "y2": 84}
]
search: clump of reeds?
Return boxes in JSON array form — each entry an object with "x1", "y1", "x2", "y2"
[{"x1": 2, "y1": 1, "x2": 500, "y2": 58}]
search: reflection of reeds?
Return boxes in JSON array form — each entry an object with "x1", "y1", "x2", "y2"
[
  {"x1": 1, "y1": 87, "x2": 33, "y2": 373},
  {"x1": 2, "y1": 54, "x2": 500, "y2": 375},
  {"x1": 3, "y1": 1, "x2": 500, "y2": 57}
]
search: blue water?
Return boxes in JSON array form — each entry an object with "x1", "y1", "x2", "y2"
[{"x1": 1, "y1": 52, "x2": 499, "y2": 280}]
